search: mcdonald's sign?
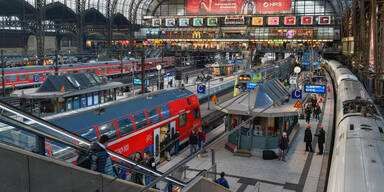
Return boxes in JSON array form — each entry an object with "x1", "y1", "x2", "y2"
[{"x1": 192, "y1": 31, "x2": 201, "y2": 39}]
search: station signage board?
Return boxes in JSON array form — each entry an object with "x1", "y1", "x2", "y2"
[
  {"x1": 318, "y1": 16, "x2": 331, "y2": 25},
  {"x1": 252, "y1": 17, "x2": 263, "y2": 26},
  {"x1": 284, "y1": 16, "x2": 296, "y2": 25},
  {"x1": 193, "y1": 18, "x2": 204, "y2": 26},
  {"x1": 179, "y1": 18, "x2": 189, "y2": 26},
  {"x1": 224, "y1": 16, "x2": 244, "y2": 25},
  {"x1": 152, "y1": 19, "x2": 161, "y2": 27},
  {"x1": 301, "y1": 16, "x2": 313, "y2": 25},
  {"x1": 207, "y1": 18, "x2": 218, "y2": 26},
  {"x1": 268, "y1": 17, "x2": 280, "y2": 25},
  {"x1": 304, "y1": 85, "x2": 326, "y2": 94},
  {"x1": 165, "y1": 19, "x2": 175, "y2": 27},
  {"x1": 186, "y1": 0, "x2": 292, "y2": 15}
]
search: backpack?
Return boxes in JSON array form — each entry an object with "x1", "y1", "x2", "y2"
[{"x1": 76, "y1": 150, "x2": 92, "y2": 169}]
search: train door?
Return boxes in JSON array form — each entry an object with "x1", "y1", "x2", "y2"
[
  {"x1": 170, "y1": 121, "x2": 176, "y2": 139},
  {"x1": 153, "y1": 128, "x2": 160, "y2": 163}
]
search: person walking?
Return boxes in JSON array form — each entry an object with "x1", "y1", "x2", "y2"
[
  {"x1": 174, "y1": 130, "x2": 180, "y2": 155},
  {"x1": 90, "y1": 135, "x2": 116, "y2": 177},
  {"x1": 189, "y1": 130, "x2": 198, "y2": 155},
  {"x1": 278, "y1": 132, "x2": 289, "y2": 162},
  {"x1": 198, "y1": 127, "x2": 206, "y2": 151},
  {"x1": 304, "y1": 126, "x2": 314, "y2": 152},
  {"x1": 314, "y1": 104, "x2": 321, "y2": 121},
  {"x1": 315, "y1": 126, "x2": 326, "y2": 155},
  {"x1": 216, "y1": 172, "x2": 230, "y2": 189}
]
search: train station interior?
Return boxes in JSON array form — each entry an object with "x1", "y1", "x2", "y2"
[{"x1": 0, "y1": 0, "x2": 383, "y2": 192}]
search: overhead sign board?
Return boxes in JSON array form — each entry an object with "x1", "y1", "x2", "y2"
[
  {"x1": 207, "y1": 18, "x2": 218, "y2": 26},
  {"x1": 252, "y1": 17, "x2": 263, "y2": 26},
  {"x1": 292, "y1": 90, "x2": 302, "y2": 99},
  {"x1": 152, "y1": 19, "x2": 161, "y2": 27},
  {"x1": 247, "y1": 82, "x2": 262, "y2": 89},
  {"x1": 193, "y1": 18, "x2": 204, "y2": 26},
  {"x1": 268, "y1": 17, "x2": 280, "y2": 25},
  {"x1": 165, "y1": 18, "x2": 175, "y2": 27},
  {"x1": 318, "y1": 16, "x2": 331, "y2": 25},
  {"x1": 197, "y1": 84, "x2": 206, "y2": 94},
  {"x1": 225, "y1": 16, "x2": 244, "y2": 25},
  {"x1": 301, "y1": 16, "x2": 313, "y2": 25},
  {"x1": 186, "y1": 0, "x2": 292, "y2": 15},
  {"x1": 284, "y1": 16, "x2": 296, "y2": 25},
  {"x1": 289, "y1": 76, "x2": 297, "y2": 85},
  {"x1": 304, "y1": 85, "x2": 326, "y2": 94},
  {"x1": 179, "y1": 18, "x2": 189, "y2": 26}
]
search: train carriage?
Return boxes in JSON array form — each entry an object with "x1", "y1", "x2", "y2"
[{"x1": 44, "y1": 88, "x2": 201, "y2": 163}]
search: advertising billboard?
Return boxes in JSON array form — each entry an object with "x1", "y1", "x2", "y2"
[
  {"x1": 267, "y1": 17, "x2": 279, "y2": 25},
  {"x1": 224, "y1": 16, "x2": 244, "y2": 24},
  {"x1": 318, "y1": 16, "x2": 331, "y2": 25},
  {"x1": 207, "y1": 18, "x2": 218, "y2": 26},
  {"x1": 284, "y1": 16, "x2": 296, "y2": 25},
  {"x1": 152, "y1": 19, "x2": 161, "y2": 27},
  {"x1": 301, "y1": 16, "x2": 313, "y2": 25},
  {"x1": 179, "y1": 18, "x2": 189, "y2": 26},
  {"x1": 165, "y1": 19, "x2": 176, "y2": 27},
  {"x1": 252, "y1": 17, "x2": 263, "y2": 26},
  {"x1": 186, "y1": 0, "x2": 292, "y2": 15},
  {"x1": 193, "y1": 18, "x2": 204, "y2": 26}
]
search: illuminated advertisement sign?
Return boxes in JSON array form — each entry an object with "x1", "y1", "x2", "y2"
[
  {"x1": 179, "y1": 18, "x2": 189, "y2": 26},
  {"x1": 268, "y1": 17, "x2": 279, "y2": 25},
  {"x1": 224, "y1": 16, "x2": 244, "y2": 24},
  {"x1": 252, "y1": 17, "x2": 263, "y2": 26},
  {"x1": 186, "y1": 0, "x2": 292, "y2": 15},
  {"x1": 152, "y1": 19, "x2": 161, "y2": 27},
  {"x1": 207, "y1": 18, "x2": 218, "y2": 26},
  {"x1": 286, "y1": 30, "x2": 295, "y2": 39},
  {"x1": 301, "y1": 16, "x2": 313, "y2": 25},
  {"x1": 193, "y1": 18, "x2": 204, "y2": 26},
  {"x1": 318, "y1": 16, "x2": 331, "y2": 25},
  {"x1": 165, "y1": 19, "x2": 176, "y2": 27},
  {"x1": 284, "y1": 16, "x2": 296, "y2": 25}
]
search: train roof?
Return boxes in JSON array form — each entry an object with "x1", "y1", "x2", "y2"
[
  {"x1": 45, "y1": 88, "x2": 195, "y2": 133},
  {"x1": 339, "y1": 116, "x2": 384, "y2": 192}
]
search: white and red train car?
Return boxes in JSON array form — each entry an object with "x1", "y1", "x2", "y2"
[
  {"x1": 0, "y1": 57, "x2": 176, "y2": 89},
  {"x1": 44, "y1": 88, "x2": 201, "y2": 163}
]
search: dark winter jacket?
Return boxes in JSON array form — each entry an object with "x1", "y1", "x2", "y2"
[
  {"x1": 189, "y1": 132, "x2": 198, "y2": 145},
  {"x1": 304, "y1": 129, "x2": 312, "y2": 143},
  {"x1": 279, "y1": 137, "x2": 289, "y2": 150},
  {"x1": 316, "y1": 129, "x2": 326, "y2": 143},
  {"x1": 90, "y1": 142, "x2": 115, "y2": 177}
]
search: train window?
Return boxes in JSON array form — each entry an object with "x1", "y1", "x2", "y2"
[
  {"x1": 28, "y1": 74, "x2": 33, "y2": 80},
  {"x1": 158, "y1": 104, "x2": 171, "y2": 120},
  {"x1": 97, "y1": 121, "x2": 118, "y2": 140},
  {"x1": 116, "y1": 116, "x2": 135, "y2": 136},
  {"x1": 19, "y1": 75, "x2": 27, "y2": 81},
  {"x1": 76, "y1": 127, "x2": 98, "y2": 141},
  {"x1": 193, "y1": 108, "x2": 200, "y2": 119},
  {"x1": 9, "y1": 75, "x2": 17, "y2": 82},
  {"x1": 147, "y1": 107, "x2": 160, "y2": 124},
  {"x1": 132, "y1": 111, "x2": 149, "y2": 130},
  {"x1": 179, "y1": 113, "x2": 187, "y2": 128},
  {"x1": 116, "y1": 66, "x2": 121, "y2": 70}
]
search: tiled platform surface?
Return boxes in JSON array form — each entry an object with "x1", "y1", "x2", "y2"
[{"x1": 158, "y1": 73, "x2": 334, "y2": 192}]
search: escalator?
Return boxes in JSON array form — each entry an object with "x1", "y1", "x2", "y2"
[{"x1": 0, "y1": 101, "x2": 185, "y2": 191}]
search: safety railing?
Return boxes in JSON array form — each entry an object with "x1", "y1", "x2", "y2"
[{"x1": 0, "y1": 100, "x2": 186, "y2": 189}]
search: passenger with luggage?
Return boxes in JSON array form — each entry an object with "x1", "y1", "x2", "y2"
[
  {"x1": 90, "y1": 135, "x2": 116, "y2": 177},
  {"x1": 315, "y1": 126, "x2": 326, "y2": 155},
  {"x1": 278, "y1": 132, "x2": 289, "y2": 162},
  {"x1": 216, "y1": 172, "x2": 230, "y2": 189},
  {"x1": 304, "y1": 126, "x2": 314, "y2": 152}
]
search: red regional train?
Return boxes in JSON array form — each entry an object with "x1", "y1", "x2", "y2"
[
  {"x1": 44, "y1": 88, "x2": 201, "y2": 163},
  {"x1": 0, "y1": 57, "x2": 176, "y2": 89}
]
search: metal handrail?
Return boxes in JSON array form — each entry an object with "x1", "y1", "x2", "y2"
[{"x1": 0, "y1": 100, "x2": 186, "y2": 187}]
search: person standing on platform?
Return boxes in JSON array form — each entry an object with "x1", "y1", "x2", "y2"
[
  {"x1": 198, "y1": 127, "x2": 206, "y2": 151},
  {"x1": 314, "y1": 104, "x2": 321, "y2": 121},
  {"x1": 305, "y1": 106, "x2": 311, "y2": 124},
  {"x1": 315, "y1": 126, "x2": 326, "y2": 155},
  {"x1": 90, "y1": 135, "x2": 116, "y2": 177},
  {"x1": 304, "y1": 126, "x2": 314, "y2": 152},
  {"x1": 164, "y1": 131, "x2": 171, "y2": 161},
  {"x1": 174, "y1": 130, "x2": 180, "y2": 155},
  {"x1": 216, "y1": 172, "x2": 229, "y2": 189},
  {"x1": 189, "y1": 130, "x2": 198, "y2": 155},
  {"x1": 278, "y1": 132, "x2": 289, "y2": 162},
  {"x1": 143, "y1": 151, "x2": 156, "y2": 186},
  {"x1": 132, "y1": 152, "x2": 144, "y2": 185}
]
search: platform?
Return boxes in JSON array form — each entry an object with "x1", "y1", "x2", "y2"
[{"x1": 158, "y1": 74, "x2": 334, "y2": 192}]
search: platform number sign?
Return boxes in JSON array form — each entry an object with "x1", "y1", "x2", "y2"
[
  {"x1": 197, "y1": 84, "x2": 206, "y2": 94},
  {"x1": 34, "y1": 75, "x2": 40, "y2": 82}
]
